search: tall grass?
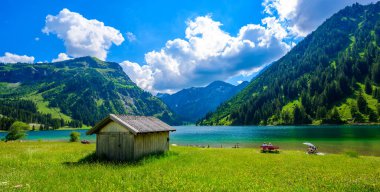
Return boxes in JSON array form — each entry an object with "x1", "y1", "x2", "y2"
[{"x1": 0, "y1": 142, "x2": 379, "y2": 191}]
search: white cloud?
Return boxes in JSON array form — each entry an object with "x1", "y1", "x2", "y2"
[
  {"x1": 0, "y1": 52, "x2": 35, "y2": 64},
  {"x1": 263, "y1": 0, "x2": 377, "y2": 37},
  {"x1": 122, "y1": 1, "x2": 378, "y2": 93},
  {"x1": 35, "y1": 37, "x2": 40, "y2": 41},
  {"x1": 42, "y1": 8, "x2": 124, "y2": 60},
  {"x1": 52, "y1": 53, "x2": 72, "y2": 62},
  {"x1": 120, "y1": 60, "x2": 154, "y2": 91},
  {"x1": 126, "y1": 32, "x2": 137, "y2": 42},
  {"x1": 121, "y1": 16, "x2": 290, "y2": 93}
]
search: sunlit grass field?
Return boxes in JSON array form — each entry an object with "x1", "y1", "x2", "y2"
[{"x1": 0, "y1": 142, "x2": 379, "y2": 191}]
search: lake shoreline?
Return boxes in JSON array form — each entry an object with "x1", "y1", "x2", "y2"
[
  {"x1": 1, "y1": 124, "x2": 378, "y2": 132},
  {"x1": 1, "y1": 140, "x2": 379, "y2": 157},
  {"x1": 1, "y1": 125, "x2": 379, "y2": 156}
]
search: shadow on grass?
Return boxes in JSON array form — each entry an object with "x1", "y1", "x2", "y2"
[
  {"x1": 261, "y1": 150, "x2": 280, "y2": 154},
  {"x1": 63, "y1": 151, "x2": 179, "y2": 166}
]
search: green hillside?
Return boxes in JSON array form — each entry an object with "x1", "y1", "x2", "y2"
[
  {"x1": 199, "y1": 2, "x2": 380, "y2": 125},
  {"x1": 0, "y1": 57, "x2": 178, "y2": 130}
]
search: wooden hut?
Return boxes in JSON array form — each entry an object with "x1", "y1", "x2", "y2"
[{"x1": 87, "y1": 114, "x2": 176, "y2": 161}]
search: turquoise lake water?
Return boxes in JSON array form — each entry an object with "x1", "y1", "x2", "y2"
[{"x1": 1, "y1": 125, "x2": 379, "y2": 156}]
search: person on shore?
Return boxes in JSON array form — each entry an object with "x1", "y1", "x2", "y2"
[{"x1": 307, "y1": 146, "x2": 317, "y2": 154}]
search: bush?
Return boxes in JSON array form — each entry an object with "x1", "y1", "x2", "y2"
[
  {"x1": 345, "y1": 151, "x2": 359, "y2": 158},
  {"x1": 70, "y1": 131, "x2": 81, "y2": 142},
  {"x1": 5, "y1": 121, "x2": 30, "y2": 141}
]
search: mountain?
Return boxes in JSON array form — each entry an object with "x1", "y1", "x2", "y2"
[
  {"x1": 160, "y1": 80, "x2": 248, "y2": 123},
  {"x1": 0, "y1": 56, "x2": 178, "y2": 130},
  {"x1": 199, "y1": 2, "x2": 380, "y2": 125}
]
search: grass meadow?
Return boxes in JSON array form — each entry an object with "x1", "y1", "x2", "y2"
[{"x1": 0, "y1": 142, "x2": 379, "y2": 191}]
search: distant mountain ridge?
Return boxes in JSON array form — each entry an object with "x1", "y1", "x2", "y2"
[
  {"x1": 0, "y1": 56, "x2": 179, "y2": 129},
  {"x1": 160, "y1": 80, "x2": 248, "y2": 123},
  {"x1": 199, "y1": 2, "x2": 380, "y2": 125}
]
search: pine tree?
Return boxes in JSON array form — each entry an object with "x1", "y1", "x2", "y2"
[
  {"x1": 357, "y1": 94, "x2": 368, "y2": 114},
  {"x1": 324, "y1": 107, "x2": 343, "y2": 124},
  {"x1": 351, "y1": 104, "x2": 365, "y2": 123},
  {"x1": 316, "y1": 107, "x2": 327, "y2": 119},
  {"x1": 373, "y1": 88, "x2": 380, "y2": 101},
  {"x1": 372, "y1": 63, "x2": 380, "y2": 84},
  {"x1": 368, "y1": 109, "x2": 379, "y2": 122},
  {"x1": 293, "y1": 106, "x2": 303, "y2": 125},
  {"x1": 365, "y1": 79, "x2": 372, "y2": 94}
]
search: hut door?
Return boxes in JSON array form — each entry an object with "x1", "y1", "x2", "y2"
[{"x1": 108, "y1": 133, "x2": 122, "y2": 160}]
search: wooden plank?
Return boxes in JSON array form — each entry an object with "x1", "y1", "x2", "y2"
[
  {"x1": 100, "y1": 122, "x2": 129, "y2": 133},
  {"x1": 120, "y1": 132, "x2": 134, "y2": 161},
  {"x1": 134, "y1": 134, "x2": 142, "y2": 160},
  {"x1": 120, "y1": 133, "x2": 124, "y2": 161}
]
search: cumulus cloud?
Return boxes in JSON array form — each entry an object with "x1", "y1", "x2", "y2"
[
  {"x1": 121, "y1": 16, "x2": 290, "y2": 93},
  {"x1": 0, "y1": 52, "x2": 35, "y2": 64},
  {"x1": 43, "y1": 8, "x2": 124, "y2": 60},
  {"x1": 52, "y1": 53, "x2": 72, "y2": 62},
  {"x1": 122, "y1": 1, "x2": 377, "y2": 93},
  {"x1": 126, "y1": 32, "x2": 137, "y2": 42},
  {"x1": 263, "y1": 0, "x2": 377, "y2": 37},
  {"x1": 120, "y1": 60, "x2": 155, "y2": 91}
]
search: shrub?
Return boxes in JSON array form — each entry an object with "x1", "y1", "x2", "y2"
[
  {"x1": 69, "y1": 131, "x2": 80, "y2": 142},
  {"x1": 5, "y1": 121, "x2": 30, "y2": 141},
  {"x1": 345, "y1": 151, "x2": 359, "y2": 158}
]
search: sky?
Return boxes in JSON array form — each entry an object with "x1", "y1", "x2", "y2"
[{"x1": 0, "y1": 0, "x2": 378, "y2": 94}]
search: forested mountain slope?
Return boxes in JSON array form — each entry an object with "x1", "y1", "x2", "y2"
[
  {"x1": 199, "y1": 2, "x2": 380, "y2": 125},
  {"x1": 0, "y1": 57, "x2": 178, "y2": 130}
]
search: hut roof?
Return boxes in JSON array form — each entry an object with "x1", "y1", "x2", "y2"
[{"x1": 87, "y1": 114, "x2": 176, "y2": 135}]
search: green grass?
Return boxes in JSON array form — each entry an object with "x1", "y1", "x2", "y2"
[
  {"x1": 0, "y1": 82, "x2": 21, "y2": 94},
  {"x1": 336, "y1": 83, "x2": 380, "y2": 122},
  {"x1": 330, "y1": 61, "x2": 337, "y2": 69},
  {"x1": 0, "y1": 142, "x2": 379, "y2": 191},
  {"x1": 336, "y1": 98, "x2": 355, "y2": 120},
  {"x1": 22, "y1": 94, "x2": 72, "y2": 122},
  {"x1": 349, "y1": 35, "x2": 356, "y2": 50}
]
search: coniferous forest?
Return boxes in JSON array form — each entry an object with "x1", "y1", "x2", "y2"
[{"x1": 199, "y1": 2, "x2": 380, "y2": 125}]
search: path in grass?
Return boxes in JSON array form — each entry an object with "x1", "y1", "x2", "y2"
[{"x1": 0, "y1": 142, "x2": 379, "y2": 191}]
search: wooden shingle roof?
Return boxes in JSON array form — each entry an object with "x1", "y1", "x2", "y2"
[{"x1": 87, "y1": 114, "x2": 176, "y2": 135}]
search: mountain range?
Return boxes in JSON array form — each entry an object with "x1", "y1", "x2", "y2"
[
  {"x1": 1, "y1": 3, "x2": 379, "y2": 129},
  {"x1": 159, "y1": 81, "x2": 248, "y2": 123}
]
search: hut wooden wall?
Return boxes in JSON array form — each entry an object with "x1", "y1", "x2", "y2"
[
  {"x1": 95, "y1": 121, "x2": 171, "y2": 161},
  {"x1": 133, "y1": 132, "x2": 169, "y2": 160},
  {"x1": 96, "y1": 122, "x2": 134, "y2": 161}
]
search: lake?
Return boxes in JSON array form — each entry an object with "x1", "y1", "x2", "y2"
[{"x1": 1, "y1": 125, "x2": 380, "y2": 156}]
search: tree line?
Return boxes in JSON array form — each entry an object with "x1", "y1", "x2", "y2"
[{"x1": 0, "y1": 100, "x2": 82, "y2": 130}]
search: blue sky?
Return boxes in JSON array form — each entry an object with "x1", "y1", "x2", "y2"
[
  {"x1": 0, "y1": 0, "x2": 377, "y2": 93},
  {"x1": 0, "y1": 0, "x2": 262, "y2": 63}
]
